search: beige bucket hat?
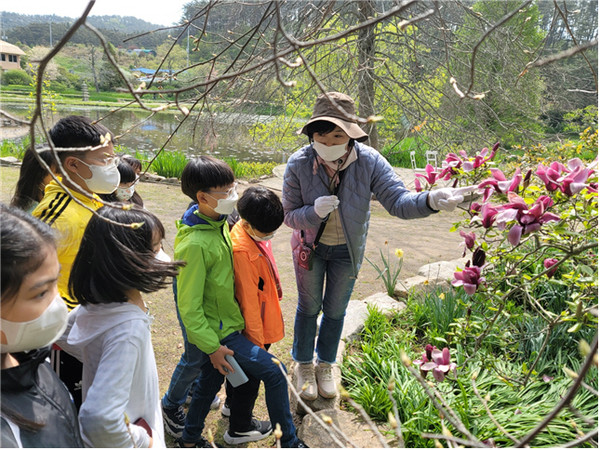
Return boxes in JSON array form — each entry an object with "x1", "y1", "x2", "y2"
[{"x1": 298, "y1": 92, "x2": 369, "y2": 142}]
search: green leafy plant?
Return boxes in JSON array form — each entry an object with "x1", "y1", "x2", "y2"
[
  {"x1": 224, "y1": 158, "x2": 278, "y2": 179},
  {"x1": 149, "y1": 150, "x2": 188, "y2": 179},
  {"x1": 365, "y1": 243, "x2": 404, "y2": 297}
]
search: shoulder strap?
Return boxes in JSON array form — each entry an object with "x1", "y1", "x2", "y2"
[{"x1": 302, "y1": 169, "x2": 345, "y2": 248}]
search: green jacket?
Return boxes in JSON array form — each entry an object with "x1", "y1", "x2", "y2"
[{"x1": 174, "y1": 206, "x2": 245, "y2": 354}]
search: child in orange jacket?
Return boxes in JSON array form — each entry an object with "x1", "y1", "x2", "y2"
[{"x1": 223, "y1": 186, "x2": 285, "y2": 420}]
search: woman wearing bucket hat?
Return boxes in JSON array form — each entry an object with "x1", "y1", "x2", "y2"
[{"x1": 282, "y1": 92, "x2": 466, "y2": 400}]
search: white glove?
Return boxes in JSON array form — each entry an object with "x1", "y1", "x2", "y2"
[
  {"x1": 314, "y1": 195, "x2": 340, "y2": 218},
  {"x1": 427, "y1": 188, "x2": 465, "y2": 212}
]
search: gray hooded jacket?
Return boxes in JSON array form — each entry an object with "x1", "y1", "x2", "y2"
[{"x1": 282, "y1": 141, "x2": 436, "y2": 277}]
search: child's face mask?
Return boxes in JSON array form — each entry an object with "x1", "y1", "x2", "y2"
[
  {"x1": 74, "y1": 157, "x2": 121, "y2": 194},
  {"x1": 1, "y1": 295, "x2": 68, "y2": 354},
  {"x1": 115, "y1": 183, "x2": 136, "y2": 201},
  {"x1": 207, "y1": 184, "x2": 239, "y2": 215},
  {"x1": 248, "y1": 226, "x2": 275, "y2": 242}
]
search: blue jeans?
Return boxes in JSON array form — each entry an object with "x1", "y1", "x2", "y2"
[
  {"x1": 292, "y1": 243, "x2": 356, "y2": 364},
  {"x1": 182, "y1": 332, "x2": 299, "y2": 447},
  {"x1": 162, "y1": 279, "x2": 200, "y2": 410},
  {"x1": 162, "y1": 280, "x2": 256, "y2": 432}
]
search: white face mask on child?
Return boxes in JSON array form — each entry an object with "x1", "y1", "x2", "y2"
[
  {"x1": 115, "y1": 185, "x2": 136, "y2": 201},
  {"x1": 1, "y1": 295, "x2": 68, "y2": 354},
  {"x1": 209, "y1": 190, "x2": 239, "y2": 215},
  {"x1": 75, "y1": 158, "x2": 121, "y2": 194},
  {"x1": 248, "y1": 227, "x2": 275, "y2": 242}
]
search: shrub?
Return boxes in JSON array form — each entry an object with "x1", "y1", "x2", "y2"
[
  {"x1": 224, "y1": 158, "x2": 278, "y2": 179},
  {"x1": 1, "y1": 69, "x2": 32, "y2": 86}
]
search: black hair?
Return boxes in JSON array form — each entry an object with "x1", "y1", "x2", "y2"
[
  {"x1": 49, "y1": 116, "x2": 114, "y2": 163},
  {"x1": 10, "y1": 148, "x2": 58, "y2": 211},
  {"x1": 1, "y1": 203, "x2": 56, "y2": 301},
  {"x1": 305, "y1": 120, "x2": 355, "y2": 149},
  {"x1": 69, "y1": 206, "x2": 185, "y2": 305},
  {"x1": 181, "y1": 156, "x2": 235, "y2": 202},
  {"x1": 98, "y1": 162, "x2": 137, "y2": 203},
  {"x1": 121, "y1": 154, "x2": 142, "y2": 173},
  {"x1": 1, "y1": 205, "x2": 56, "y2": 431},
  {"x1": 237, "y1": 186, "x2": 283, "y2": 233}
]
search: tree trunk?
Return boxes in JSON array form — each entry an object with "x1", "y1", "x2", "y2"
[
  {"x1": 90, "y1": 46, "x2": 100, "y2": 93},
  {"x1": 357, "y1": 0, "x2": 379, "y2": 149}
]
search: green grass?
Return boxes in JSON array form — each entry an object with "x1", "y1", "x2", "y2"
[
  {"x1": 380, "y1": 137, "x2": 429, "y2": 168},
  {"x1": 0, "y1": 136, "x2": 31, "y2": 160},
  {"x1": 113, "y1": 148, "x2": 278, "y2": 180},
  {"x1": 342, "y1": 300, "x2": 598, "y2": 447}
]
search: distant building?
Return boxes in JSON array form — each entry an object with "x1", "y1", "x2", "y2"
[
  {"x1": 128, "y1": 48, "x2": 157, "y2": 57},
  {"x1": 0, "y1": 40, "x2": 25, "y2": 71},
  {"x1": 131, "y1": 67, "x2": 174, "y2": 83}
]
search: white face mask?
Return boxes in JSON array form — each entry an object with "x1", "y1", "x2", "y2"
[
  {"x1": 115, "y1": 185, "x2": 136, "y2": 201},
  {"x1": 155, "y1": 248, "x2": 172, "y2": 262},
  {"x1": 1, "y1": 295, "x2": 68, "y2": 354},
  {"x1": 248, "y1": 227, "x2": 275, "y2": 242},
  {"x1": 208, "y1": 190, "x2": 239, "y2": 215},
  {"x1": 75, "y1": 158, "x2": 121, "y2": 194},
  {"x1": 312, "y1": 141, "x2": 349, "y2": 162}
]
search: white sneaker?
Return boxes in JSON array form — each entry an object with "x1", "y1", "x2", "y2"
[
  {"x1": 295, "y1": 363, "x2": 318, "y2": 401},
  {"x1": 315, "y1": 362, "x2": 337, "y2": 398}
]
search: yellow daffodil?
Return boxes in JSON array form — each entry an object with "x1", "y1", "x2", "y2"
[{"x1": 395, "y1": 248, "x2": 404, "y2": 259}]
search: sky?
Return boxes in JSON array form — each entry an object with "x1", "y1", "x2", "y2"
[{"x1": 1, "y1": 0, "x2": 189, "y2": 27}]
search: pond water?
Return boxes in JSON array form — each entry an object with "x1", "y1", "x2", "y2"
[{"x1": 3, "y1": 103, "x2": 300, "y2": 163}]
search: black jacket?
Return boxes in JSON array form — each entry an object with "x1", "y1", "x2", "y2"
[{"x1": 1, "y1": 347, "x2": 83, "y2": 448}]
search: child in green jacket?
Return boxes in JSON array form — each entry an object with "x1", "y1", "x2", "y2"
[{"x1": 161, "y1": 156, "x2": 306, "y2": 448}]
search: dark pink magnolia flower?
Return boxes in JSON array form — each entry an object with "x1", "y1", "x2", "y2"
[
  {"x1": 478, "y1": 168, "x2": 522, "y2": 201},
  {"x1": 415, "y1": 164, "x2": 439, "y2": 185},
  {"x1": 480, "y1": 203, "x2": 499, "y2": 228},
  {"x1": 413, "y1": 345, "x2": 457, "y2": 382},
  {"x1": 588, "y1": 182, "x2": 598, "y2": 193},
  {"x1": 560, "y1": 158, "x2": 595, "y2": 196},
  {"x1": 460, "y1": 230, "x2": 476, "y2": 250},
  {"x1": 438, "y1": 153, "x2": 463, "y2": 180},
  {"x1": 452, "y1": 263, "x2": 485, "y2": 295},
  {"x1": 470, "y1": 202, "x2": 483, "y2": 214},
  {"x1": 496, "y1": 193, "x2": 561, "y2": 246},
  {"x1": 461, "y1": 142, "x2": 499, "y2": 172},
  {"x1": 544, "y1": 258, "x2": 559, "y2": 278},
  {"x1": 414, "y1": 177, "x2": 423, "y2": 192},
  {"x1": 535, "y1": 162, "x2": 566, "y2": 192}
]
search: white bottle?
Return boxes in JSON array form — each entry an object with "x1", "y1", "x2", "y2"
[{"x1": 224, "y1": 354, "x2": 249, "y2": 387}]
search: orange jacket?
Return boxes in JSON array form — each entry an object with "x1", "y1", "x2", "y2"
[{"x1": 230, "y1": 222, "x2": 284, "y2": 348}]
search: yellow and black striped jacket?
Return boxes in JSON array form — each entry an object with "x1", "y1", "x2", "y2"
[{"x1": 32, "y1": 180, "x2": 102, "y2": 310}]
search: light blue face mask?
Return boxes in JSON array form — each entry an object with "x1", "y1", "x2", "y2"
[{"x1": 248, "y1": 226, "x2": 276, "y2": 242}]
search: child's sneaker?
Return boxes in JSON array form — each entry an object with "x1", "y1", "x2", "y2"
[
  {"x1": 315, "y1": 362, "x2": 337, "y2": 398},
  {"x1": 162, "y1": 404, "x2": 186, "y2": 438},
  {"x1": 220, "y1": 400, "x2": 230, "y2": 417},
  {"x1": 295, "y1": 363, "x2": 318, "y2": 401},
  {"x1": 223, "y1": 418, "x2": 272, "y2": 445},
  {"x1": 176, "y1": 437, "x2": 221, "y2": 448},
  {"x1": 185, "y1": 392, "x2": 219, "y2": 409}
]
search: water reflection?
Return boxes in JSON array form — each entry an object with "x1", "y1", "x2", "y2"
[{"x1": 3, "y1": 104, "x2": 294, "y2": 163}]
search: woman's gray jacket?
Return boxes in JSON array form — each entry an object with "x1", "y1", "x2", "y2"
[{"x1": 282, "y1": 142, "x2": 436, "y2": 278}]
